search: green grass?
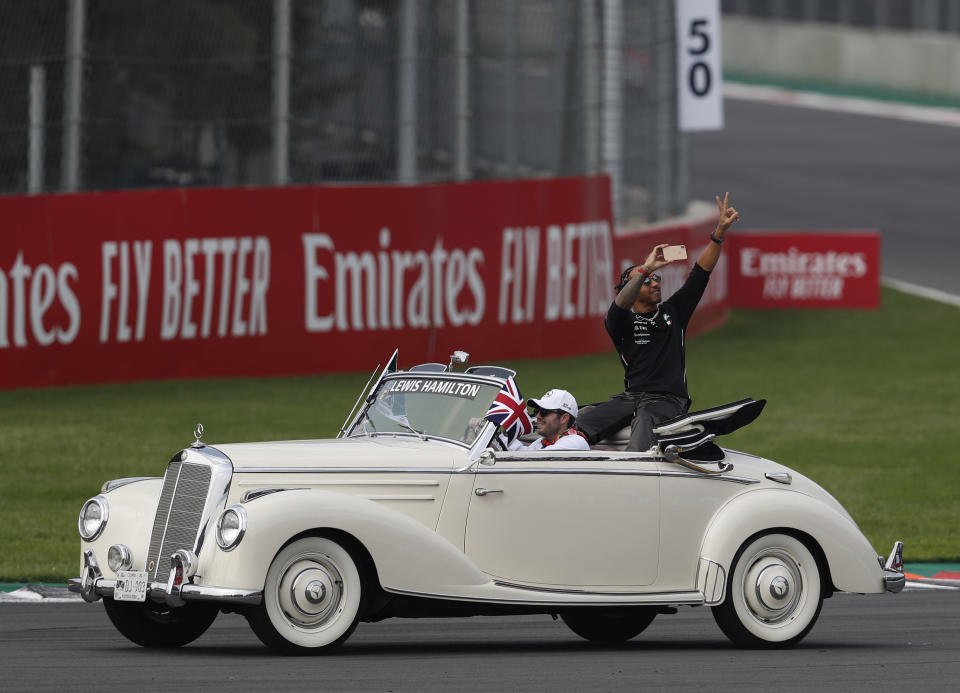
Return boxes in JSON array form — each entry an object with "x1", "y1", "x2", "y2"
[{"x1": 1, "y1": 287, "x2": 957, "y2": 581}]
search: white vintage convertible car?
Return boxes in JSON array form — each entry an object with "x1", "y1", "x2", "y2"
[{"x1": 71, "y1": 349, "x2": 904, "y2": 653}]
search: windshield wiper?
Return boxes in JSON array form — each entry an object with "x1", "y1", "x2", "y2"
[
  {"x1": 397, "y1": 422, "x2": 427, "y2": 441},
  {"x1": 349, "y1": 412, "x2": 377, "y2": 437}
]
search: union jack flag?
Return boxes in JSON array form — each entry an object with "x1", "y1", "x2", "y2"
[{"x1": 484, "y1": 376, "x2": 534, "y2": 443}]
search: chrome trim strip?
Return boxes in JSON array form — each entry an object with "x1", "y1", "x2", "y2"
[
  {"x1": 68, "y1": 577, "x2": 263, "y2": 606},
  {"x1": 347, "y1": 431, "x2": 473, "y2": 449},
  {"x1": 240, "y1": 487, "x2": 306, "y2": 502},
  {"x1": 660, "y1": 470, "x2": 760, "y2": 485},
  {"x1": 101, "y1": 476, "x2": 159, "y2": 493},
  {"x1": 234, "y1": 466, "x2": 457, "y2": 474},
  {"x1": 382, "y1": 585, "x2": 705, "y2": 607},
  {"x1": 233, "y1": 465, "x2": 758, "y2": 484},
  {"x1": 237, "y1": 479, "x2": 441, "y2": 487},
  {"x1": 765, "y1": 472, "x2": 792, "y2": 485},
  {"x1": 380, "y1": 371, "x2": 506, "y2": 388},
  {"x1": 492, "y1": 454, "x2": 657, "y2": 463},
  {"x1": 492, "y1": 580, "x2": 678, "y2": 596},
  {"x1": 477, "y1": 467, "x2": 662, "y2": 476}
]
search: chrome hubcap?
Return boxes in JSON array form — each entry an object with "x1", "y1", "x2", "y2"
[
  {"x1": 305, "y1": 579, "x2": 327, "y2": 604},
  {"x1": 276, "y1": 553, "x2": 344, "y2": 629},
  {"x1": 743, "y1": 550, "x2": 803, "y2": 624}
]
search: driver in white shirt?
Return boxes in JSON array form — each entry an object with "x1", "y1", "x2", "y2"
[{"x1": 508, "y1": 389, "x2": 590, "y2": 451}]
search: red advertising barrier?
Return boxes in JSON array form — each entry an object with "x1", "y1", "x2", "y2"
[
  {"x1": 727, "y1": 232, "x2": 881, "y2": 309},
  {"x1": 1, "y1": 177, "x2": 623, "y2": 388}
]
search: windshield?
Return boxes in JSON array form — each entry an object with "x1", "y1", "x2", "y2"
[{"x1": 349, "y1": 375, "x2": 500, "y2": 445}]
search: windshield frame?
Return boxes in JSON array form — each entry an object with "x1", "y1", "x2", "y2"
[{"x1": 346, "y1": 371, "x2": 505, "y2": 450}]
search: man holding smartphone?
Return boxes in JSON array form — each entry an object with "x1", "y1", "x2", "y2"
[{"x1": 577, "y1": 193, "x2": 740, "y2": 451}]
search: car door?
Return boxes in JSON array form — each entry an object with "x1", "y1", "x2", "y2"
[{"x1": 463, "y1": 451, "x2": 660, "y2": 587}]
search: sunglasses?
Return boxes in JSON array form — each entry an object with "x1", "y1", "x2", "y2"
[
  {"x1": 616, "y1": 266, "x2": 663, "y2": 291},
  {"x1": 531, "y1": 408, "x2": 563, "y2": 418},
  {"x1": 640, "y1": 273, "x2": 662, "y2": 286}
]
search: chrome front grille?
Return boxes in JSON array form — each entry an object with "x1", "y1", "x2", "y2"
[{"x1": 146, "y1": 458, "x2": 212, "y2": 581}]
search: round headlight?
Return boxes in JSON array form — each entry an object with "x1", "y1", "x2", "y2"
[
  {"x1": 107, "y1": 544, "x2": 133, "y2": 572},
  {"x1": 78, "y1": 496, "x2": 109, "y2": 541},
  {"x1": 216, "y1": 506, "x2": 247, "y2": 551}
]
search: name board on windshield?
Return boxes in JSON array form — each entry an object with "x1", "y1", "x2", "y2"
[{"x1": 388, "y1": 379, "x2": 481, "y2": 399}]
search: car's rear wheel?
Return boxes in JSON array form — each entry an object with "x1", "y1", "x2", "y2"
[
  {"x1": 246, "y1": 536, "x2": 364, "y2": 655},
  {"x1": 103, "y1": 598, "x2": 218, "y2": 647},
  {"x1": 561, "y1": 607, "x2": 657, "y2": 643},
  {"x1": 712, "y1": 533, "x2": 824, "y2": 648}
]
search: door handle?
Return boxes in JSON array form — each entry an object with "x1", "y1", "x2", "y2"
[{"x1": 474, "y1": 488, "x2": 503, "y2": 496}]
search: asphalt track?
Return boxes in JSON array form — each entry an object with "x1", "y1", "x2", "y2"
[
  {"x1": 691, "y1": 94, "x2": 960, "y2": 296},
  {"x1": 1, "y1": 589, "x2": 958, "y2": 692}
]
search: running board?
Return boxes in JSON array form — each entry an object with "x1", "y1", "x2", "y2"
[{"x1": 382, "y1": 582, "x2": 707, "y2": 607}]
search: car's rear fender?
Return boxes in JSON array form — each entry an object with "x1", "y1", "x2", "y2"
[
  {"x1": 198, "y1": 489, "x2": 489, "y2": 593},
  {"x1": 699, "y1": 489, "x2": 885, "y2": 595}
]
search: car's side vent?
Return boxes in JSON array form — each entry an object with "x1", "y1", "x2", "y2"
[{"x1": 146, "y1": 457, "x2": 212, "y2": 581}]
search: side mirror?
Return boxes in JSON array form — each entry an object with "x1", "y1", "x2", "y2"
[
  {"x1": 478, "y1": 449, "x2": 496, "y2": 466},
  {"x1": 448, "y1": 350, "x2": 470, "y2": 371}
]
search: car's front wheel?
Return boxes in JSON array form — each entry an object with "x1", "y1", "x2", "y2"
[
  {"x1": 246, "y1": 536, "x2": 364, "y2": 654},
  {"x1": 712, "y1": 532, "x2": 824, "y2": 648},
  {"x1": 560, "y1": 607, "x2": 657, "y2": 643},
  {"x1": 103, "y1": 598, "x2": 218, "y2": 647}
]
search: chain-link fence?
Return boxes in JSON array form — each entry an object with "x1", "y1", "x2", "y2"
[{"x1": 0, "y1": 0, "x2": 686, "y2": 222}]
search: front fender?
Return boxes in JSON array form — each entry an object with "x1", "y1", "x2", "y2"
[
  {"x1": 77, "y1": 478, "x2": 163, "y2": 578},
  {"x1": 699, "y1": 489, "x2": 885, "y2": 595},
  {"x1": 198, "y1": 489, "x2": 489, "y2": 594}
]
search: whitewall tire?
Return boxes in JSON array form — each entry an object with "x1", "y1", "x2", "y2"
[
  {"x1": 246, "y1": 536, "x2": 364, "y2": 654},
  {"x1": 712, "y1": 533, "x2": 824, "y2": 648}
]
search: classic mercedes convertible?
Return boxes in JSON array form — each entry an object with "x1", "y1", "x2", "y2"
[{"x1": 71, "y1": 349, "x2": 904, "y2": 652}]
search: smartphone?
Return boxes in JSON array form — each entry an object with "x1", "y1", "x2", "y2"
[{"x1": 658, "y1": 245, "x2": 687, "y2": 261}]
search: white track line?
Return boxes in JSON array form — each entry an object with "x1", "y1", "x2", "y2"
[
  {"x1": 724, "y1": 82, "x2": 960, "y2": 128},
  {"x1": 0, "y1": 587, "x2": 80, "y2": 603},
  {"x1": 883, "y1": 277, "x2": 960, "y2": 308},
  {"x1": 904, "y1": 580, "x2": 960, "y2": 591}
]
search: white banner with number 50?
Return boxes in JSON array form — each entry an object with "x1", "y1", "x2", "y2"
[{"x1": 676, "y1": 0, "x2": 723, "y2": 131}]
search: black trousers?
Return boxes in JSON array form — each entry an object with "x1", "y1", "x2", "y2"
[{"x1": 577, "y1": 392, "x2": 689, "y2": 451}]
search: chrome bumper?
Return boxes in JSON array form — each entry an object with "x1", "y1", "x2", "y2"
[
  {"x1": 69, "y1": 549, "x2": 261, "y2": 607},
  {"x1": 880, "y1": 540, "x2": 905, "y2": 594}
]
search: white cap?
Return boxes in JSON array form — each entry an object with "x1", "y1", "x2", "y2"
[{"x1": 527, "y1": 389, "x2": 578, "y2": 418}]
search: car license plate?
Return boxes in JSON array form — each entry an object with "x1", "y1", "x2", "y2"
[{"x1": 114, "y1": 570, "x2": 148, "y2": 602}]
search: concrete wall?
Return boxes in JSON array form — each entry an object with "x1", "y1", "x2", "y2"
[{"x1": 722, "y1": 16, "x2": 960, "y2": 100}]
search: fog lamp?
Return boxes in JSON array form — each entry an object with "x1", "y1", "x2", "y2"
[{"x1": 107, "y1": 544, "x2": 133, "y2": 572}]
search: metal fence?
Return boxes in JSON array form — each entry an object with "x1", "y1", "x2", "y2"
[
  {"x1": 0, "y1": 0, "x2": 687, "y2": 223},
  {"x1": 724, "y1": 0, "x2": 960, "y2": 33}
]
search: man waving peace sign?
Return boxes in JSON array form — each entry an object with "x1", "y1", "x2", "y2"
[{"x1": 577, "y1": 192, "x2": 740, "y2": 451}]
